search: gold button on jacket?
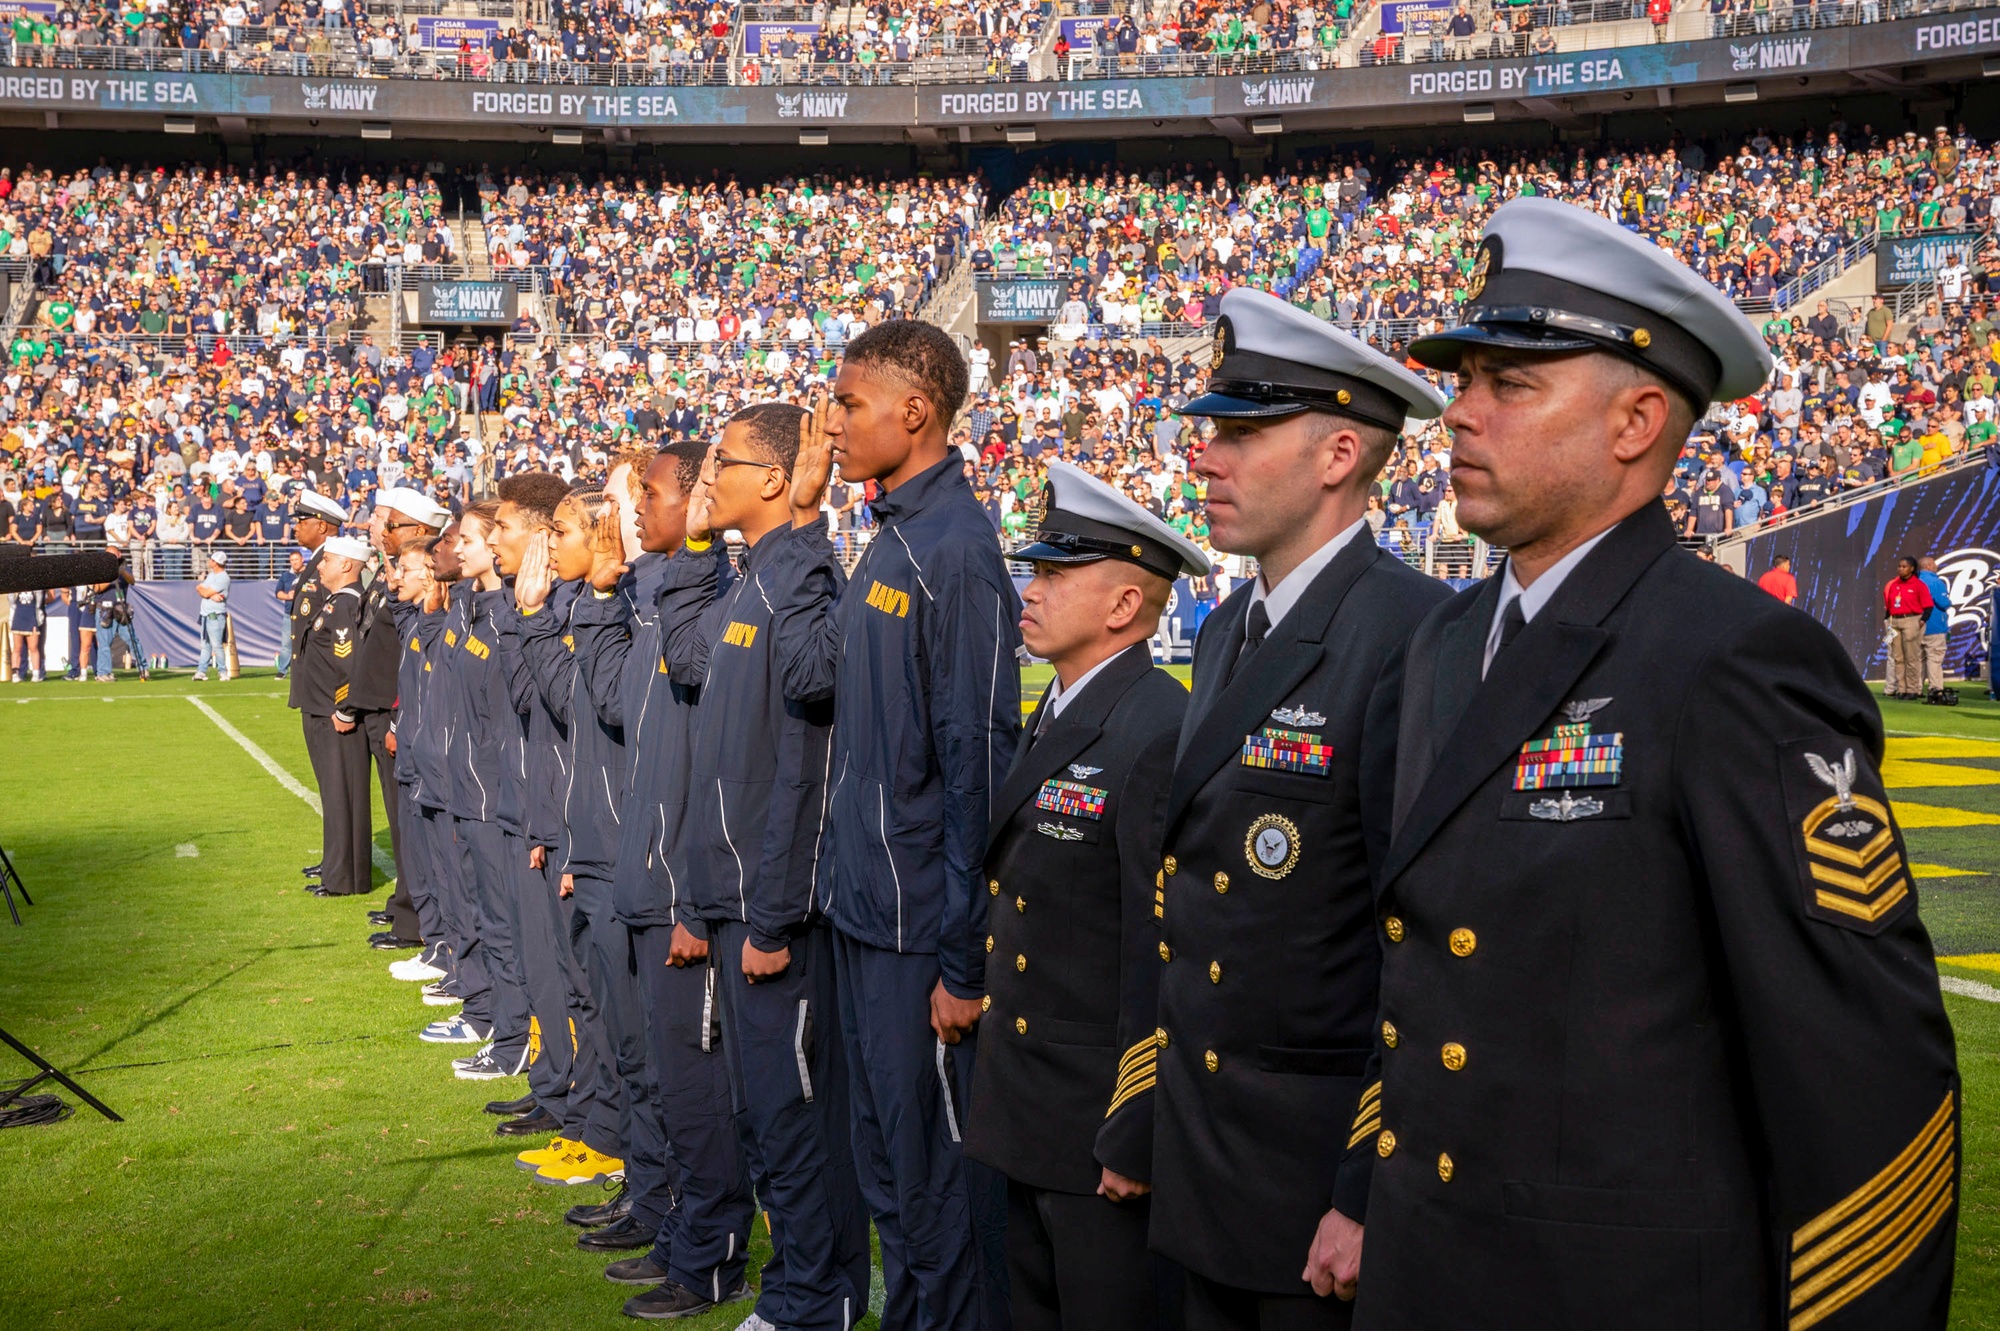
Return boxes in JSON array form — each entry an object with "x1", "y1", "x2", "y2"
[
  {"x1": 1449, "y1": 927, "x2": 1476, "y2": 957},
  {"x1": 1204, "y1": 1050, "x2": 1220, "y2": 1073},
  {"x1": 1442, "y1": 1042, "x2": 1467, "y2": 1072},
  {"x1": 1385, "y1": 916, "x2": 1405, "y2": 942},
  {"x1": 1382, "y1": 1020, "x2": 1399, "y2": 1048}
]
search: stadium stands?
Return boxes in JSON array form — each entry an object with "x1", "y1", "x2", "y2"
[{"x1": 0, "y1": 128, "x2": 1993, "y2": 589}]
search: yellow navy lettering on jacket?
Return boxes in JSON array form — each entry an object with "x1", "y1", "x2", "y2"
[
  {"x1": 721, "y1": 620, "x2": 759, "y2": 649},
  {"x1": 463, "y1": 634, "x2": 491, "y2": 660},
  {"x1": 865, "y1": 581, "x2": 911, "y2": 618}
]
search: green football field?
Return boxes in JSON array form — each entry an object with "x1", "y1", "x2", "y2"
[{"x1": 0, "y1": 668, "x2": 1997, "y2": 1329}]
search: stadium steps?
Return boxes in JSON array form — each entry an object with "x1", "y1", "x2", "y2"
[{"x1": 1778, "y1": 251, "x2": 1877, "y2": 328}]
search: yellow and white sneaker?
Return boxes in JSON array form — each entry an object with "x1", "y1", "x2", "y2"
[
  {"x1": 534, "y1": 1142, "x2": 625, "y2": 1187},
  {"x1": 515, "y1": 1136, "x2": 573, "y2": 1172}
]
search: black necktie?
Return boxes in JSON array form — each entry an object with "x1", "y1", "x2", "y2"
[
  {"x1": 1230, "y1": 600, "x2": 1270, "y2": 684},
  {"x1": 1488, "y1": 597, "x2": 1528, "y2": 675}
]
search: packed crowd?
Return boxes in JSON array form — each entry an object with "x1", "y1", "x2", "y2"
[
  {"x1": 977, "y1": 127, "x2": 1985, "y2": 337},
  {"x1": 0, "y1": 131, "x2": 1994, "y2": 603}
]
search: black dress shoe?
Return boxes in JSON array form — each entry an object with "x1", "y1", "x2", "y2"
[
  {"x1": 565, "y1": 1181, "x2": 631, "y2": 1228},
  {"x1": 577, "y1": 1212, "x2": 654, "y2": 1252},
  {"x1": 306, "y1": 886, "x2": 337, "y2": 897},
  {"x1": 368, "y1": 910, "x2": 394, "y2": 926},
  {"x1": 484, "y1": 1093, "x2": 537, "y2": 1117},
  {"x1": 303, "y1": 863, "x2": 323, "y2": 877},
  {"x1": 370, "y1": 933, "x2": 423, "y2": 951},
  {"x1": 603, "y1": 1253, "x2": 668, "y2": 1285},
  {"x1": 495, "y1": 1106, "x2": 560, "y2": 1137}
]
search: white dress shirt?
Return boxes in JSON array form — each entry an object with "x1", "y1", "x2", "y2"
[
  {"x1": 1041, "y1": 648, "x2": 1124, "y2": 725},
  {"x1": 1250, "y1": 517, "x2": 1371, "y2": 635},
  {"x1": 1482, "y1": 530, "x2": 1613, "y2": 677}
]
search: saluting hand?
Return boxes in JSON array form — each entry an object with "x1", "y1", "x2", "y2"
[
  {"x1": 515, "y1": 529, "x2": 554, "y2": 612},
  {"x1": 587, "y1": 512, "x2": 628, "y2": 593},
  {"x1": 1303, "y1": 1207, "x2": 1364, "y2": 1301},
  {"x1": 684, "y1": 444, "x2": 719, "y2": 545},
  {"x1": 789, "y1": 389, "x2": 835, "y2": 529}
]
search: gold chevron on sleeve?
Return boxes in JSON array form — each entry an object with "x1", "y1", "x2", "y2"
[
  {"x1": 1788, "y1": 1091, "x2": 1957, "y2": 1331},
  {"x1": 1106, "y1": 1036, "x2": 1159, "y2": 1118},
  {"x1": 1346, "y1": 1080, "x2": 1384, "y2": 1149}
]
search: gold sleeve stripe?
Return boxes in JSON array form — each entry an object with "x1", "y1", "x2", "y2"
[
  {"x1": 1111, "y1": 1061, "x2": 1158, "y2": 1099},
  {"x1": 1787, "y1": 1091, "x2": 1957, "y2": 1331},
  {"x1": 1116, "y1": 1038, "x2": 1158, "y2": 1077},
  {"x1": 1357, "y1": 1080, "x2": 1382, "y2": 1112},
  {"x1": 1792, "y1": 1092, "x2": 1954, "y2": 1250},
  {"x1": 1347, "y1": 1115, "x2": 1383, "y2": 1150},
  {"x1": 1813, "y1": 878, "x2": 1910, "y2": 924},
  {"x1": 1105, "y1": 1074, "x2": 1155, "y2": 1118}
]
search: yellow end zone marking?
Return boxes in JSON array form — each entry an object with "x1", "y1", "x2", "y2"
[
  {"x1": 1910, "y1": 863, "x2": 1979, "y2": 879},
  {"x1": 1890, "y1": 801, "x2": 2000, "y2": 828},
  {"x1": 1940, "y1": 954, "x2": 2000, "y2": 973},
  {"x1": 1882, "y1": 736, "x2": 2000, "y2": 789}
]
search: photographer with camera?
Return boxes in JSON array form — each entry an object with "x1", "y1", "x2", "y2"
[{"x1": 92, "y1": 544, "x2": 148, "y2": 682}]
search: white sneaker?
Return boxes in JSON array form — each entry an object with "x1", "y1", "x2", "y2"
[
  {"x1": 452, "y1": 1042, "x2": 496, "y2": 1070},
  {"x1": 421, "y1": 988, "x2": 463, "y2": 1007},
  {"x1": 419, "y1": 1017, "x2": 489, "y2": 1044},
  {"x1": 389, "y1": 956, "x2": 447, "y2": 982},
  {"x1": 734, "y1": 1314, "x2": 781, "y2": 1331},
  {"x1": 192, "y1": 672, "x2": 207, "y2": 681}
]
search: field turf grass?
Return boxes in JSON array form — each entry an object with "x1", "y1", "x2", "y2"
[{"x1": 0, "y1": 668, "x2": 1997, "y2": 1328}]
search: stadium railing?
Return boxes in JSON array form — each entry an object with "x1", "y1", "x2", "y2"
[{"x1": 11, "y1": 0, "x2": 1989, "y2": 88}]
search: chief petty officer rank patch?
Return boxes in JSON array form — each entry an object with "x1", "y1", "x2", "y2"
[
  {"x1": 1782, "y1": 741, "x2": 1913, "y2": 935},
  {"x1": 1241, "y1": 726, "x2": 1333, "y2": 776},
  {"x1": 1035, "y1": 779, "x2": 1107, "y2": 821},
  {"x1": 1513, "y1": 697, "x2": 1621, "y2": 791}
]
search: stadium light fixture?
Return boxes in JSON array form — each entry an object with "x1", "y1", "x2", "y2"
[
  {"x1": 163, "y1": 117, "x2": 197, "y2": 135},
  {"x1": 1723, "y1": 83, "x2": 1757, "y2": 103},
  {"x1": 1462, "y1": 103, "x2": 1495, "y2": 123},
  {"x1": 1005, "y1": 125, "x2": 1037, "y2": 143},
  {"x1": 360, "y1": 122, "x2": 392, "y2": 140},
  {"x1": 798, "y1": 129, "x2": 830, "y2": 146},
  {"x1": 1249, "y1": 116, "x2": 1283, "y2": 135},
  {"x1": 552, "y1": 129, "x2": 584, "y2": 146}
]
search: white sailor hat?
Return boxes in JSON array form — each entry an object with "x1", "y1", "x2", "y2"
[
  {"x1": 293, "y1": 489, "x2": 350, "y2": 524},
  {"x1": 321, "y1": 536, "x2": 372, "y2": 563},
  {"x1": 1181, "y1": 287, "x2": 1447, "y2": 427},
  {"x1": 375, "y1": 486, "x2": 450, "y2": 529},
  {"x1": 1014, "y1": 460, "x2": 1209, "y2": 580},
  {"x1": 1409, "y1": 196, "x2": 1773, "y2": 404}
]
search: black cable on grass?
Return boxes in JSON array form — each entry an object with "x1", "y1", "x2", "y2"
[{"x1": 0, "y1": 1079, "x2": 75, "y2": 1128}]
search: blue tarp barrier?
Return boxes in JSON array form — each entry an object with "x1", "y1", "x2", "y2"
[{"x1": 130, "y1": 581, "x2": 286, "y2": 670}]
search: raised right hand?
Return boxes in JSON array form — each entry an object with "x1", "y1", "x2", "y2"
[
  {"x1": 685, "y1": 443, "x2": 719, "y2": 544},
  {"x1": 514, "y1": 529, "x2": 554, "y2": 612},
  {"x1": 790, "y1": 389, "x2": 835, "y2": 528}
]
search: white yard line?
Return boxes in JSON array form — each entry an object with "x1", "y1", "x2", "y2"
[
  {"x1": 1940, "y1": 975, "x2": 2000, "y2": 1004},
  {"x1": 187, "y1": 696, "x2": 396, "y2": 874}
]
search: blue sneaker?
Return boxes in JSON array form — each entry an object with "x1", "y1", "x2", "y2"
[{"x1": 419, "y1": 1016, "x2": 489, "y2": 1044}]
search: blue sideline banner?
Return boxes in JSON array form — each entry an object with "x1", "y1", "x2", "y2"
[
  {"x1": 131, "y1": 580, "x2": 285, "y2": 670},
  {"x1": 1737, "y1": 459, "x2": 2000, "y2": 679}
]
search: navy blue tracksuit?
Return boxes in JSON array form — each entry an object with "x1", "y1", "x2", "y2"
[
  {"x1": 669, "y1": 525, "x2": 869, "y2": 1331},
  {"x1": 507, "y1": 584, "x2": 623, "y2": 1158},
  {"x1": 440, "y1": 585, "x2": 533, "y2": 1070},
  {"x1": 774, "y1": 457, "x2": 1024, "y2": 1331},
  {"x1": 411, "y1": 594, "x2": 492, "y2": 1035},
  {"x1": 389, "y1": 597, "x2": 445, "y2": 950},
  {"x1": 573, "y1": 545, "x2": 754, "y2": 1298}
]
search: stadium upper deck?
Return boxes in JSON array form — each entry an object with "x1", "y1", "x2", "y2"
[{"x1": 0, "y1": 0, "x2": 1995, "y2": 141}]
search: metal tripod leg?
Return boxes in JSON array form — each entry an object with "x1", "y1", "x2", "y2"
[{"x1": 0, "y1": 1028, "x2": 121, "y2": 1122}]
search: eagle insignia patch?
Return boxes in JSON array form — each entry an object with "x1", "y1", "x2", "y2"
[
  {"x1": 1245, "y1": 813, "x2": 1302, "y2": 879},
  {"x1": 1783, "y1": 741, "x2": 1911, "y2": 934}
]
